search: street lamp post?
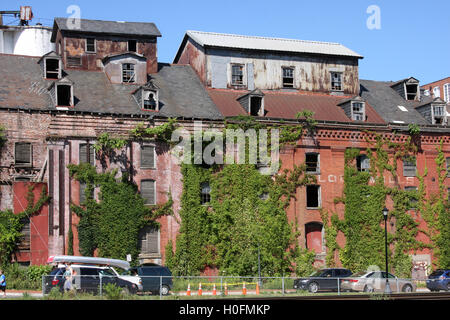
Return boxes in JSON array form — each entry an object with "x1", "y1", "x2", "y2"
[{"x1": 382, "y1": 207, "x2": 392, "y2": 294}]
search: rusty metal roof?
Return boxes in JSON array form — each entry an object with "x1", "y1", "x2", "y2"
[
  {"x1": 185, "y1": 30, "x2": 363, "y2": 58},
  {"x1": 207, "y1": 88, "x2": 385, "y2": 124}
]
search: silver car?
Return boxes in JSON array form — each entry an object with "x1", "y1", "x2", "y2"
[{"x1": 340, "y1": 271, "x2": 416, "y2": 293}]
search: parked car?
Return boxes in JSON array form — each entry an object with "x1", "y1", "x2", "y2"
[
  {"x1": 43, "y1": 265, "x2": 138, "y2": 295},
  {"x1": 426, "y1": 269, "x2": 450, "y2": 292},
  {"x1": 122, "y1": 265, "x2": 173, "y2": 295},
  {"x1": 293, "y1": 268, "x2": 353, "y2": 293},
  {"x1": 340, "y1": 271, "x2": 416, "y2": 293}
]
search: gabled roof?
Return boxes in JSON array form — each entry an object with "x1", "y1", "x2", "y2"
[
  {"x1": 207, "y1": 88, "x2": 384, "y2": 124},
  {"x1": 51, "y1": 18, "x2": 161, "y2": 42},
  {"x1": 175, "y1": 30, "x2": 363, "y2": 62},
  {"x1": 0, "y1": 54, "x2": 222, "y2": 120}
]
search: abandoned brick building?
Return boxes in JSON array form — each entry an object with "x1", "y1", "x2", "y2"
[{"x1": 0, "y1": 18, "x2": 449, "y2": 276}]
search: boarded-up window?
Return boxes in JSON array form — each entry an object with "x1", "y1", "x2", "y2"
[
  {"x1": 15, "y1": 142, "x2": 32, "y2": 167},
  {"x1": 18, "y1": 217, "x2": 30, "y2": 251},
  {"x1": 138, "y1": 226, "x2": 159, "y2": 255},
  {"x1": 67, "y1": 56, "x2": 82, "y2": 67},
  {"x1": 141, "y1": 145, "x2": 155, "y2": 168},
  {"x1": 79, "y1": 143, "x2": 95, "y2": 166},
  {"x1": 305, "y1": 222, "x2": 323, "y2": 253},
  {"x1": 403, "y1": 157, "x2": 416, "y2": 177},
  {"x1": 141, "y1": 180, "x2": 156, "y2": 205}
]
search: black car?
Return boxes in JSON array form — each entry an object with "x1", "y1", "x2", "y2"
[
  {"x1": 43, "y1": 265, "x2": 138, "y2": 295},
  {"x1": 124, "y1": 266, "x2": 173, "y2": 295},
  {"x1": 293, "y1": 268, "x2": 352, "y2": 293}
]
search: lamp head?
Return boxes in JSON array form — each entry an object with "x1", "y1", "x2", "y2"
[{"x1": 382, "y1": 207, "x2": 389, "y2": 220}]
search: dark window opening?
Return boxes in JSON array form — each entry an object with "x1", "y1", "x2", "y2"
[
  {"x1": 86, "y1": 38, "x2": 95, "y2": 52},
  {"x1": 128, "y1": 40, "x2": 137, "y2": 52},
  {"x1": 15, "y1": 142, "x2": 32, "y2": 167},
  {"x1": 282, "y1": 67, "x2": 294, "y2": 88},
  {"x1": 406, "y1": 84, "x2": 418, "y2": 101},
  {"x1": 331, "y1": 72, "x2": 342, "y2": 91},
  {"x1": 56, "y1": 85, "x2": 72, "y2": 106},
  {"x1": 306, "y1": 185, "x2": 320, "y2": 208},
  {"x1": 45, "y1": 58, "x2": 60, "y2": 79},
  {"x1": 122, "y1": 63, "x2": 135, "y2": 83},
  {"x1": 356, "y1": 154, "x2": 370, "y2": 172},
  {"x1": 231, "y1": 64, "x2": 244, "y2": 85},
  {"x1": 143, "y1": 92, "x2": 157, "y2": 110},
  {"x1": 250, "y1": 96, "x2": 262, "y2": 116},
  {"x1": 141, "y1": 179, "x2": 156, "y2": 205},
  {"x1": 305, "y1": 153, "x2": 319, "y2": 173},
  {"x1": 200, "y1": 182, "x2": 211, "y2": 205}
]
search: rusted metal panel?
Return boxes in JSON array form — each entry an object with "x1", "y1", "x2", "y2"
[{"x1": 177, "y1": 38, "x2": 207, "y2": 85}]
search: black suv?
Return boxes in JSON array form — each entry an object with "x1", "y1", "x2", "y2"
[
  {"x1": 293, "y1": 268, "x2": 352, "y2": 293},
  {"x1": 124, "y1": 266, "x2": 173, "y2": 295},
  {"x1": 43, "y1": 265, "x2": 138, "y2": 295}
]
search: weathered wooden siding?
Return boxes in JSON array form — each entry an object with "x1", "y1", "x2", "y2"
[{"x1": 176, "y1": 38, "x2": 207, "y2": 85}]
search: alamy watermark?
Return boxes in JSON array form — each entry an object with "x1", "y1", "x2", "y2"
[
  {"x1": 366, "y1": 5, "x2": 381, "y2": 30},
  {"x1": 170, "y1": 121, "x2": 280, "y2": 175}
]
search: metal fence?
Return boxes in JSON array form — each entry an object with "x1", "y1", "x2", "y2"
[{"x1": 42, "y1": 275, "x2": 448, "y2": 298}]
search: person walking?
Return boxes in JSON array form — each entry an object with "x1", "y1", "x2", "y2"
[
  {"x1": 63, "y1": 264, "x2": 73, "y2": 292},
  {"x1": 0, "y1": 269, "x2": 6, "y2": 297}
]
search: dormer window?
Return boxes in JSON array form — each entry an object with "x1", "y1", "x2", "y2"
[
  {"x1": 143, "y1": 90, "x2": 158, "y2": 111},
  {"x1": 432, "y1": 104, "x2": 446, "y2": 125},
  {"x1": 45, "y1": 58, "x2": 61, "y2": 79},
  {"x1": 250, "y1": 96, "x2": 263, "y2": 116},
  {"x1": 122, "y1": 63, "x2": 135, "y2": 83},
  {"x1": 351, "y1": 101, "x2": 365, "y2": 121},
  {"x1": 406, "y1": 83, "x2": 419, "y2": 100},
  {"x1": 56, "y1": 84, "x2": 73, "y2": 106}
]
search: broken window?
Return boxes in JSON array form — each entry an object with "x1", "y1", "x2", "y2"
[
  {"x1": 250, "y1": 96, "x2": 263, "y2": 116},
  {"x1": 406, "y1": 84, "x2": 419, "y2": 100},
  {"x1": 143, "y1": 91, "x2": 157, "y2": 110},
  {"x1": 403, "y1": 157, "x2": 416, "y2": 177},
  {"x1": 352, "y1": 102, "x2": 365, "y2": 121},
  {"x1": 79, "y1": 143, "x2": 95, "y2": 166},
  {"x1": 45, "y1": 58, "x2": 60, "y2": 79},
  {"x1": 231, "y1": 64, "x2": 244, "y2": 85},
  {"x1": 86, "y1": 38, "x2": 95, "y2": 52},
  {"x1": 141, "y1": 145, "x2": 155, "y2": 168},
  {"x1": 128, "y1": 40, "x2": 137, "y2": 52},
  {"x1": 282, "y1": 67, "x2": 294, "y2": 88},
  {"x1": 306, "y1": 185, "x2": 321, "y2": 208},
  {"x1": 56, "y1": 84, "x2": 72, "y2": 106},
  {"x1": 138, "y1": 225, "x2": 159, "y2": 255},
  {"x1": 356, "y1": 154, "x2": 370, "y2": 172},
  {"x1": 200, "y1": 182, "x2": 211, "y2": 205},
  {"x1": 330, "y1": 72, "x2": 342, "y2": 91},
  {"x1": 141, "y1": 179, "x2": 156, "y2": 205},
  {"x1": 305, "y1": 153, "x2": 320, "y2": 174},
  {"x1": 432, "y1": 105, "x2": 446, "y2": 124},
  {"x1": 122, "y1": 63, "x2": 135, "y2": 83},
  {"x1": 15, "y1": 142, "x2": 32, "y2": 167}
]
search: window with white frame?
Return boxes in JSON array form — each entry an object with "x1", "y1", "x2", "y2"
[
  {"x1": 305, "y1": 153, "x2": 320, "y2": 174},
  {"x1": 306, "y1": 185, "x2": 321, "y2": 208},
  {"x1": 141, "y1": 145, "x2": 156, "y2": 168},
  {"x1": 432, "y1": 105, "x2": 446, "y2": 124},
  {"x1": 330, "y1": 72, "x2": 342, "y2": 91},
  {"x1": 231, "y1": 64, "x2": 244, "y2": 85},
  {"x1": 433, "y1": 86, "x2": 440, "y2": 98},
  {"x1": 444, "y1": 83, "x2": 450, "y2": 103},
  {"x1": 403, "y1": 157, "x2": 417, "y2": 177},
  {"x1": 86, "y1": 38, "x2": 95, "y2": 53},
  {"x1": 122, "y1": 63, "x2": 135, "y2": 83},
  {"x1": 282, "y1": 67, "x2": 294, "y2": 88}
]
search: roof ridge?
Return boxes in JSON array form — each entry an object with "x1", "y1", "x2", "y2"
[{"x1": 187, "y1": 30, "x2": 342, "y2": 46}]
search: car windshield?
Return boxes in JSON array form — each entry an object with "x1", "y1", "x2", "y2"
[{"x1": 99, "y1": 269, "x2": 115, "y2": 277}]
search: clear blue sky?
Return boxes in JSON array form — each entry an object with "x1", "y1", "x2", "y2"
[{"x1": 3, "y1": 0, "x2": 449, "y2": 84}]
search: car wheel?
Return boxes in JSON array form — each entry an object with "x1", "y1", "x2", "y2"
[
  {"x1": 402, "y1": 284, "x2": 413, "y2": 293},
  {"x1": 308, "y1": 282, "x2": 319, "y2": 293},
  {"x1": 160, "y1": 285, "x2": 170, "y2": 296},
  {"x1": 364, "y1": 285, "x2": 374, "y2": 293}
]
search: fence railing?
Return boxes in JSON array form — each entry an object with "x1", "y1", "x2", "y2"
[{"x1": 42, "y1": 275, "x2": 448, "y2": 298}]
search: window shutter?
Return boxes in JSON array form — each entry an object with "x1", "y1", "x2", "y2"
[
  {"x1": 15, "y1": 143, "x2": 32, "y2": 166},
  {"x1": 141, "y1": 146, "x2": 155, "y2": 168},
  {"x1": 141, "y1": 180, "x2": 155, "y2": 205}
]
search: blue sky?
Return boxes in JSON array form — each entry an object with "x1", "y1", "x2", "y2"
[{"x1": 3, "y1": 0, "x2": 449, "y2": 84}]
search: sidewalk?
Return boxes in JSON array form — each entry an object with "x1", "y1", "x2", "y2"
[{"x1": 0, "y1": 289, "x2": 43, "y2": 298}]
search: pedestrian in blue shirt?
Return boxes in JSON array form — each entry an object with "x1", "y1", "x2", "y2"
[{"x1": 0, "y1": 269, "x2": 6, "y2": 297}]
